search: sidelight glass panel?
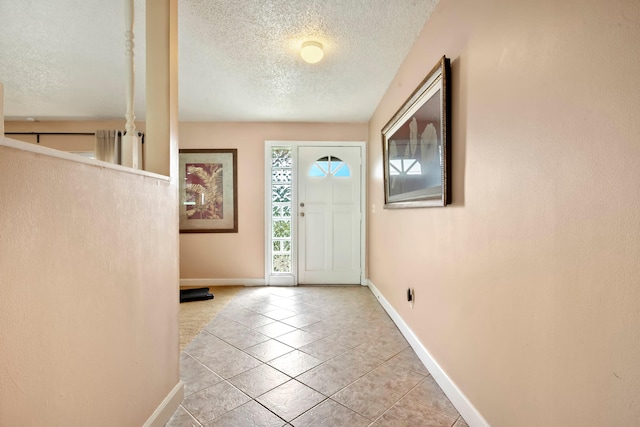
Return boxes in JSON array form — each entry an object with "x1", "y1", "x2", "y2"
[
  {"x1": 270, "y1": 147, "x2": 293, "y2": 273},
  {"x1": 273, "y1": 255, "x2": 291, "y2": 273},
  {"x1": 273, "y1": 220, "x2": 291, "y2": 238},
  {"x1": 272, "y1": 185, "x2": 292, "y2": 203},
  {"x1": 272, "y1": 168, "x2": 292, "y2": 183},
  {"x1": 272, "y1": 149, "x2": 292, "y2": 168}
]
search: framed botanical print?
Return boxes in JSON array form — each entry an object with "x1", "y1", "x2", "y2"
[{"x1": 179, "y1": 149, "x2": 238, "y2": 233}]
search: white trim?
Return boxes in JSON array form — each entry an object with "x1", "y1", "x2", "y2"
[
  {"x1": 1, "y1": 136, "x2": 169, "y2": 182},
  {"x1": 143, "y1": 381, "x2": 184, "y2": 427},
  {"x1": 180, "y1": 278, "x2": 265, "y2": 287},
  {"x1": 264, "y1": 143, "x2": 275, "y2": 281},
  {"x1": 367, "y1": 280, "x2": 490, "y2": 427},
  {"x1": 267, "y1": 275, "x2": 296, "y2": 287},
  {"x1": 264, "y1": 140, "x2": 367, "y2": 286}
]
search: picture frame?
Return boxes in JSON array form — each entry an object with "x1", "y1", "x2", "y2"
[
  {"x1": 179, "y1": 149, "x2": 238, "y2": 233},
  {"x1": 382, "y1": 56, "x2": 451, "y2": 208}
]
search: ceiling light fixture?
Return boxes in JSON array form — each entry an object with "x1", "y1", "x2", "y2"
[{"x1": 300, "y1": 41, "x2": 324, "y2": 64}]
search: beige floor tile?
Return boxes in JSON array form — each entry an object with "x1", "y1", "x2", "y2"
[
  {"x1": 165, "y1": 405, "x2": 201, "y2": 427},
  {"x1": 404, "y1": 376, "x2": 460, "y2": 419},
  {"x1": 373, "y1": 397, "x2": 456, "y2": 427},
  {"x1": 353, "y1": 330, "x2": 409, "y2": 361},
  {"x1": 222, "y1": 329, "x2": 271, "y2": 350},
  {"x1": 326, "y1": 350, "x2": 385, "y2": 375},
  {"x1": 299, "y1": 321, "x2": 342, "y2": 338},
  {"x1": 263, "y1": 308, "x2": 298, "y2": 320},
  {"x1": 383, "y1": 347, "x2": 430, "y2": 376},
  {"x1": 171, "y1": 286, "x2": 462, "y2": 427},
  {"x1": 291, "y1": 399, "x2": 370, "y2": 427},
  {"x1": 280, "y1": 314, "x2": 321, "y2": 328},
  {"x1": 257, "y1": 380, "x2": 326, "y2": 422},
  {"x1": 275, "y1": 329, "x2": 322, "y2": 349},
  {"x1": 298, "y1": 336, "x2": 349, "y2": 361},
  {"x1": 332, "y1": 363, "x2": 425, "y2": 420},
  {"x1": 281, "y1": 302, "x2": 316, "y2": 314},
  {"x1": 218, "y1": 307, "x2": 259, "y2": 322},
  {"x1": 233, "y1": 313, "x2": 276, "y2": 329},
  {"x1": 180, "y1": 353, "x2": 223, "y2": 396},
  {"x1": 453, "y1": 418, "x2": 469, "y2": 427},
  {"x1": 228, "y1": 364, "x2": 291, "y2": 398},
  {"x1": 254, "y1": 321, "x2": 298, "y2": 338},
  {"x1": 326, "y1": 329, "x2": 371, "y2": 349},
  {"x1": 245, "y1": 339, "x2": 295, "y2": 362},
  {"x1": 184, "y1": 331, "x2": 223, "y2": 360},
  {"x1": 268, "y1": 350, "x2": 323, "y2": 377},
  {"x1": 203, "y1": 400, "x2": 285, "y2": 427},
  {"x1": 266, "y1": 297, "x2": 302, "y2": 309},
  {"x1": 296, "y1": 350, "x2": 383, "y2": 396},
  {"x1": 240, "y1": 302, "x2": 282, "y2": 314},
  {"x1": 204, "y1": 318, "x2": 250, "y2": 337},
  {"x1": 182, "y1": 381, "x2": 251, "y2": 425},
  {"x1": 192, "y1": 340, "x2": 262, "y2": 379},
  {"x1": 267, "y1": 287, "x2": 302, "y2": 298},
  {"x1": 205, "y1": 318, "x2": 271, "y2": 349}
]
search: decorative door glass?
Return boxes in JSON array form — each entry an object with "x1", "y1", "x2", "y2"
[{"x1": 270, "y1": 148, "x2": 293, "y2": 273}]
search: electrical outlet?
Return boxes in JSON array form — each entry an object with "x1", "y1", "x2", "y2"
[{"x1": 407, "y1": 287, "x2": 415, "y2": 308}]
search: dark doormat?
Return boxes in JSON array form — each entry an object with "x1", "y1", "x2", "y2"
[{"x1": 180, "y1": 287, "x2": 214, "y2": 303}]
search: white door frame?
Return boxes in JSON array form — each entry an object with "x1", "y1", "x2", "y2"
[{"x1": 264, "y1": 140, "x2": 367, "y2": 286}]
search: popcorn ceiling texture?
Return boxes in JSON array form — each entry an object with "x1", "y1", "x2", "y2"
[{"x1": 0, "y1": 0, "x2": 438, "y2": 122}]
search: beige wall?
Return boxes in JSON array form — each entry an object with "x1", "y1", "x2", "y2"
[
  {"x1": 178, "y1": 122, "x2": 367, "y2": 279},
  {"x1": 4, "y1": 121, "x2": 367, "y2": 280},
  {"x1": 0, "y1": 141, "x2": 180, "y2": 426},
  {"x1": 367, "y1": 0, "x2": 640, "y2": 425}
]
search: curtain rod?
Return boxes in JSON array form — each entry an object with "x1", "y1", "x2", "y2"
[
  {"x1": 6, "y1": 132, "x2": 97, "y2": 136},
  {"x1": 5, "y1": 131, "x2": 144, "y2": 144}
]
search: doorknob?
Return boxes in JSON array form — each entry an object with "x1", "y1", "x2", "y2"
[
  {"x1": 300, "y1": 212, "x2": 305, "y2": 217},
  {"x1": 300, "y1": 202, "x2": 305, "y2": 207}
]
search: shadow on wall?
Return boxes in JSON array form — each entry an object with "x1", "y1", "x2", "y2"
[{"x1": 450, "y1": 55, "x2": 467, "y2": 207}]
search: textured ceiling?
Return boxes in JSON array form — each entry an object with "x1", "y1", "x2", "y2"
[{"x1": 0, "y1": 0, "x2": 438, "y2": 122}]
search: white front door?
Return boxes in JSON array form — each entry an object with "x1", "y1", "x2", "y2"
[{"x1": 297, "y1": 146, "x2": 362, "y2": 284}]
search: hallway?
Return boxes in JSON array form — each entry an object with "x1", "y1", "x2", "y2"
[{"x1": 167, "y1": 286, "x2": 468, "y2": 426}]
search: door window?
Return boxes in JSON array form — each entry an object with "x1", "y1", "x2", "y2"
[{"x1": 308, "y1": 156, "x2": 351, "y2": 177}]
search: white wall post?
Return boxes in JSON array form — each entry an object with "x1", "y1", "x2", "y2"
[
  {"x1": 0, "y1": 83, "x2": 4, "y2": 136},
  {"x1": 145, "y1": 0, "x2": 178, "y2": 178},
  {"x1": 122, "y1": 0, "x2": 140, "y2": 168}
]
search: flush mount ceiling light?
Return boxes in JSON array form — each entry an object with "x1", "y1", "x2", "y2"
[{"x1": 300, "y1": 41, "x2": 324, "y2": 64}]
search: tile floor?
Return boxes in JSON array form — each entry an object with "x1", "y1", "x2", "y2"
[{"x1": 166, "y1": 285, "x2": 468, "y2": 427}]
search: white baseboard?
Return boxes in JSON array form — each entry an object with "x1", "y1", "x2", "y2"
[
  {"x1": 367, "y1": 280, "x2": 490, "y2": 427},
  {"x1": 143, "y1": 381, "x2": 184, "y2": 427},
  {"x1": 180, "y1": 278, "x2": 265, "y2": 287}
]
